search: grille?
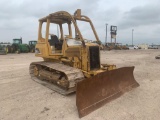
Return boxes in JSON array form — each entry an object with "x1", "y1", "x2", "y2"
[{"x1": 89, "y1": 46, "x2": 100, "y2": 70}]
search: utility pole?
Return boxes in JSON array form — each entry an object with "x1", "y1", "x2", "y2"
[
  {"x1": 105, "y1": 23, "x2": 108, "y2": 45},
  {"x1": 132, "y1": 29, "x2": 134, "y2": 46}
]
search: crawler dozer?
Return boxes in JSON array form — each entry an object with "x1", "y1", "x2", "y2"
[{"x1": 29, "y1": 9, "x2": 139, "y2": 118}]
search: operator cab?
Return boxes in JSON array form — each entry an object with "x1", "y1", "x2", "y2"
[
  {"x1": 37, "y1": 9, "x2": 101, "y2": 57},
  {"x1": 13, "y1": 38, "x2": 22, "y2": 44}
]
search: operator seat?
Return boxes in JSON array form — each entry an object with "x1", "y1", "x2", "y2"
[
  {"x1": 49, "y1": 35, "x2": 62, "y2": 50},
  {"x1": 49, "y1": 35, "x2": 59, "y2": 46}
]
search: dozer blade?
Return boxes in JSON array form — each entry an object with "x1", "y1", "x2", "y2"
[{"x1": 76, "y1": 66, "x2": 139, "y2": 118}]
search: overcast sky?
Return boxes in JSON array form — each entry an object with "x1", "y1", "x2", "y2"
[{"x1": 0, "y1": 0, "x2": 160, "y2": 45}]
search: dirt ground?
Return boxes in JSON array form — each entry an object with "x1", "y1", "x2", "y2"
[{"x1": 0, "y1": 49, "x2": 160, "y2": 120}]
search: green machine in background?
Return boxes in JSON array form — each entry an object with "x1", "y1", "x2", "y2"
[
  {"x1": 0, "y1": 42, "x2": 8, "y2": 55},
  {"x1": 7, "y1": 38, "x2": 30, "y2": 53},
  {"x1": 28, "y1": 41, "x2": 37, "y2": 52}
]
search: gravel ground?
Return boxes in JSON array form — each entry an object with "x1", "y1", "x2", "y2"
[{"x1": 0, "y1": 49, "x2": 160, "y2": 120}]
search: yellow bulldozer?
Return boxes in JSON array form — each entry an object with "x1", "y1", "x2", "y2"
[{"x1": 29, "y1": 9, "x2": 139, "y2": 118}]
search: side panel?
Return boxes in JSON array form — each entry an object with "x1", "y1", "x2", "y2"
[
  {"x1": 35, "y1": 43, "x2": 49, "y2": 57},
  {"x1": 81, "y1": 47, "x2": 88, "y2": 72},
  {"x1": 65, "y1": 47, "x2": 80, "y2": 57}
]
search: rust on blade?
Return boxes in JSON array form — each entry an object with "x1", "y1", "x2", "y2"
[{"x1": 76, "y1": 67, "x2": 139, "y2": 118}]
